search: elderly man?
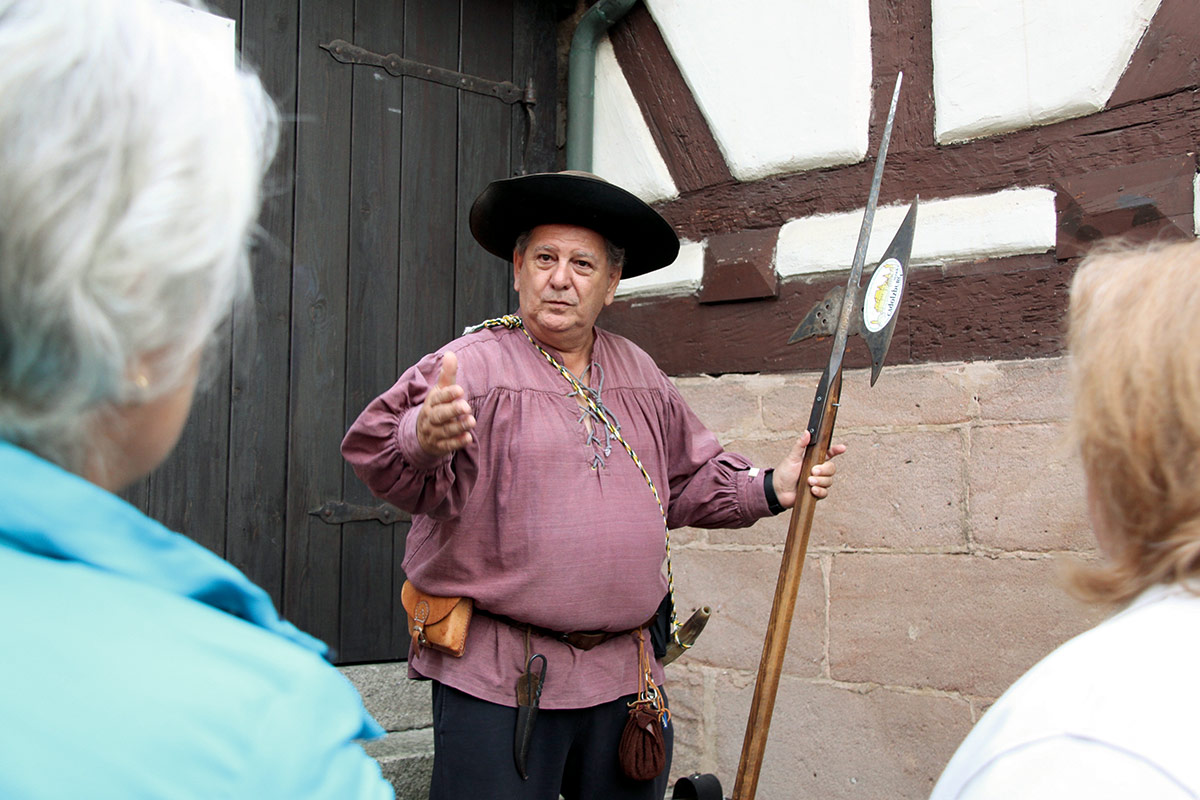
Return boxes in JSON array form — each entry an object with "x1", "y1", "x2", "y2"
[{"x1": 342, "y1": 171, "x2": 841, "y2": 800}]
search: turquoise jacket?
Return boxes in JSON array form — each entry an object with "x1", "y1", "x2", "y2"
[{"x1": 0, "y1": 440, "x2": 393, "y2": 799}]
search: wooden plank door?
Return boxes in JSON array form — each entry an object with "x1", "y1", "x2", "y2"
[{"x1": 123, "y1": 0, "x2": 559, "y2": 665}]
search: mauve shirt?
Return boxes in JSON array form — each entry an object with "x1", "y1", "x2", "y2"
[{"x1": 342, "y1": 324, "x2": 770, "y2": 709}]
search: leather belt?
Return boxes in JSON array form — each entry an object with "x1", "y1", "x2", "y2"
[{"x1": 475, "y1": 607, "x2": 654, "y2": 651}]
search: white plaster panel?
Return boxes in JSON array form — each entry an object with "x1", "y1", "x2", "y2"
[
  {"x1": 777, "y1": 188, "x2": 1057, "y2": 277},
  {"x1": 615, "y1": 239, "x2": 704, "y2": 297},
  {"x1": 931, "y1": 0, "x2": 1160, "y2": 144},
  {"x1": 645, "y1": 0, "x2": 872, "y2": 181},
  {"x1": 593, "y1": 39, "x2": 678, "y2": 204},
  {"x1": 1194, "y1": 172, "x2": 1199, "y2": 236}
]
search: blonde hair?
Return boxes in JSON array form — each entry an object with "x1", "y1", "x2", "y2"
[
  {"x1": 0, "y1": 0, "x2": 277, "y2": 473},
  {"x1": 1067, "y1": 238, "x2": 1200, "y2": 603}
]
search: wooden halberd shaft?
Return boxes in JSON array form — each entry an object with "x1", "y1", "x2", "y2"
[{"x1": 733, "y1": 370, "x2": 843, "y2": 800}]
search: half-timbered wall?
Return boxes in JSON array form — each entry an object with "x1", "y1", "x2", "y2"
[
  {"x1": 585, "y1": 1, "x2": 1200, "y2": 797},
  {"x1": 597, "y1": 0, "x2": 1198, "y2": 375}
]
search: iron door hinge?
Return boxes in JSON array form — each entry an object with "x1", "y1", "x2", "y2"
[
  {"x1": 320, "y1": 39, "x2": 538, "y2": 173},
  {"x1": 320, "y1": 39, "x2": 535, "y2": 107},
  {"x1": 310, "y1": 500, "x2": 411, "y2": 526}
]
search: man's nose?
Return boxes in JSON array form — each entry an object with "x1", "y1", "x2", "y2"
[{"x1": 548, "y1": 259, "x2": 572, "y2": 287}]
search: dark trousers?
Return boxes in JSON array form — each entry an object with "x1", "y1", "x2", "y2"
[{"x1": 428, "y1": 681, "x2": 674, "y2": 800}]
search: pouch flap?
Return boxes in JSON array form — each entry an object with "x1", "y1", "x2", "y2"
[{"x1": 401, "y1": 580, "x2": 462, "y2": 625}]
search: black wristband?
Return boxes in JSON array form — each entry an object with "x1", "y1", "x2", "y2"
[{"x1": 762, "y1": 468, "x2": 785, "y2": 515}]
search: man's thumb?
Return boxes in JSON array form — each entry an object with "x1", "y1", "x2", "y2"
[{"x1": 436, "y1": 351, "x2": 458, "y2": 389}]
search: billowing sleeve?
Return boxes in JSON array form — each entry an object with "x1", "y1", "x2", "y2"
[
  {"x1": 660, "y1": 377, "x2": 771, "y2": 529},
  {"x1": 340, "y1": 349, "x2": 477, "y2": 519}
]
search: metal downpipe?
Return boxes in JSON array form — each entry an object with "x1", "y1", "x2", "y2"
[{"x1": 566, "y1": 0, "x2": 637, "y2": 172}]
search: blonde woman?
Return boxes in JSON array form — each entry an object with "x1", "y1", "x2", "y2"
[
  {"x1": 931, "y1": 238, "x2": 1200, "y2": 799},
  {"x1": 0, "y1": 1, "x2": 392, "y2": 797}
]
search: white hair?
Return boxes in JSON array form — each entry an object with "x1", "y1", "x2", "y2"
[{"x1": 0, "y1": 0, "x2": 278, "y2": 473}]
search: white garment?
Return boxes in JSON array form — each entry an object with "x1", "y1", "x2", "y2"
[{"x1": 930, "y1": 584, "x2": 1200, "y2": 800}]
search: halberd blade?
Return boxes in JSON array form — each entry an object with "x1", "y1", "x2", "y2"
[
  {"x1": 788, "y1": 285, "x2": 859, "y2": 344},
  {"x1": 861, "y1": 197, "x2": 918, "y2": 385}
]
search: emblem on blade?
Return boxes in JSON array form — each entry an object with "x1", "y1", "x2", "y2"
[{"x1": 863, "y1": 258, "x2": 903, "y2": 333}]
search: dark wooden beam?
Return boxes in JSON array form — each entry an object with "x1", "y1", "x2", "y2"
[
  {"x1": 608, "y1": 4, "x2": 733, "y2": 192},
  {"x1": 653, "y1": 89, "x2": 1200, "y2": 241},
  {"x1": 1055, "y1": 153, "x2": 1197, "y2": 259},
  {"x1": 699, "y1": 228, "x2": 780, "y2": 304},
  {"x1": 1109, "y1": 0, "x2": 1200, "y2": 109},
  {"x1": 871, "y1": 0, "x2": 936, "y2": 156},
  {"x1": 604, "y1": 253, "x2": 1074, "y2": 376}
]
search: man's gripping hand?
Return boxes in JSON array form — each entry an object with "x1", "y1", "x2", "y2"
[
  {"x1": 416, "y1": 351, "x2": 477, "y2": 456},
  {"x1": 771, "y1": 430, "x2": 847, "y2": 507}
]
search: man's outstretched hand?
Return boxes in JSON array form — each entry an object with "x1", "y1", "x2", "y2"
[{"x1": 416, "y1": 351, "x2": 476, "y2": 456}]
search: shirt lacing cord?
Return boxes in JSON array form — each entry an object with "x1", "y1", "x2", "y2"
[
  {"x1": 465, "y1": 314, "x2": 619, "y2": 470},
  {"x1": 570, "y1": 362, "x2": 617, "y2": 470}
]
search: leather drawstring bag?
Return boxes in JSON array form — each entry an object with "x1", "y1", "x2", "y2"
[{"x1": 618, "y1": 630, "x2": 670, "y2": 781}]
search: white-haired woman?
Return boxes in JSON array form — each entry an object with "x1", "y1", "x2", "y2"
[
  {"x1": 0, "y1": 1, "x2": 393, "y2": 797},
  {"x1": 930, "y1": 238, "x2": 1200, "y2": 799}
]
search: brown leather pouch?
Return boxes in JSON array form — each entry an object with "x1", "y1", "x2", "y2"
[
  {"x1": 619, "y1": 704, "x2": 667, "y2": 781},
  {"x1": 401, "y1": 580, "x2": 473, "y2": 657},
  {"x1": 619, "y1": 630, "x2": 669, "y2": 781}
]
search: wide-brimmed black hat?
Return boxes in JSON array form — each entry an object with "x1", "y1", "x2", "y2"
[{"x1": 468, "y1": 171, "x2": 680, "y2": 279}]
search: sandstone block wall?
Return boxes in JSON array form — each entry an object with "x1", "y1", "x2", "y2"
[{"x1": 665, "y1": 356, "x2": 1112, "y2": 799}]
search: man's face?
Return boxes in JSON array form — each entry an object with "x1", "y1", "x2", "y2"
[{"x1": 513, "y1": 223, "x2": 621, "y2": 349}]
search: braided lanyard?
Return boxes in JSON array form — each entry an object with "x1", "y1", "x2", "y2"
[{"x1": 467, "y1": 314, "x2": 689, "y2": 654}]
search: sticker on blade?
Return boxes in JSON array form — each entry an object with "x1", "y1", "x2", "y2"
[{"x1": 863, "y1": 258, "x2": 904, "y2": 333}]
